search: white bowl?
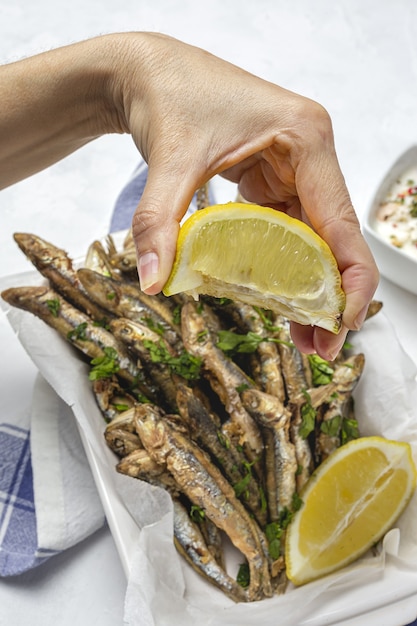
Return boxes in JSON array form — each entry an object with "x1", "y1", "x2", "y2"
[{"x1": 363, "y1": 146, "x2": 417, "y2": 295}]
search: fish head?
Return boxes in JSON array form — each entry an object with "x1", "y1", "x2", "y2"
[{"x1": 134, "y1": 404, "x2": 168, "y2": 462}]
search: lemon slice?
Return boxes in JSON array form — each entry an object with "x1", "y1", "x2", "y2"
[
  {"x1": 285, "y1": 436, "x2": 417, "y2": 586},
  {"x1": 163, "y1": 203, "x2": 345, "y2": 332}
]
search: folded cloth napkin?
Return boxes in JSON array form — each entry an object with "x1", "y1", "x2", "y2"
[
  {"x1": 0, "y1": 160, "x2": 209, "y2": 577},
  {"x1": 0, "y1": 374, "x2": 105, "y2": 576}
]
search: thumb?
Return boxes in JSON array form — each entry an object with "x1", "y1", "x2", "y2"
[{"x1": 131, "y1": 166, "x2": 197, "y2": 295}]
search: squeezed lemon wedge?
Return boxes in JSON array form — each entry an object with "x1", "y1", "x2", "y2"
[
  {"x1": 163, "y1": 203, "x2": 345, "y2": 332},
  {"x1": 285, "y1": 436, "x2": 417, "y2": 585}
]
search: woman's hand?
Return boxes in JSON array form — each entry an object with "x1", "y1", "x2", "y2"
[
  {"x1": 0, "y1": 32, "x2": 378, "y2": 360},
  {"x1": 115, "y1": 33, "x2": 378, "y2": 360}
]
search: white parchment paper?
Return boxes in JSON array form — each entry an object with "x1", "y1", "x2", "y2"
[{"x1": 1, "y1": 268, "x2": 417, "y2": 625}]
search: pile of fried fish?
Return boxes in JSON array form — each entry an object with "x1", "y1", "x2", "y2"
[{"x1": 1, "y1": 230, "x2": 381, "y2": 603}]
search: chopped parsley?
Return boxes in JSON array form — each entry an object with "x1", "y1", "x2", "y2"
[
  {"x1": 265, "y1": 521, "x2": 283, "y2": 560},
  {"x1": 172, "y1": 305, "x2": 182, "y2": 326},
  {"x1": 265, "y1": 493, "x2": 303, "y2": 560},
  {"x1": 299, "y1": 390, "x2": 317, "y2": 439},
  {"x1": 141, "y1": 316, "x2": 165, "y2": 336},
  {"x1": 308, "y1": 354, "x2": 334, "y2": 386},
  {"x1": 320, "y1": 415, "x2": 360, "y2": 445},
  {"x1": 320, "y1": 414, "x2": 342, "y2": 437},
  {"x1": 341, "y1": 417, "x2": 360, "y2": 444},
  {"x1": 236, "y1": 562, "x2": 250, "y2": 588},
  {"x1": 190, "y1": 505, "x2": 205, "y2": 523},
  {"x1": 67, "y1": 321, "x2": 88, "y2": 341},
  {"x1": 143, "y1": 339, "x2": 202, "y2": 381},
  {"x1": 89, "y1": 347, "x2": 120, "y2": 380},
  {"x1": 233, "y1": 460, "x2": 255, "y2": 500},
  {"x1": 46, "y1": 298, "x2": 60, "y2": 317}
]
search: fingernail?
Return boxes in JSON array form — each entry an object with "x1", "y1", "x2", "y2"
[
  {"x1": 353, "y1": 305, "x2": 368, "y2": 331},
  {"x1": 138, "y1": 252, "x2": 160, "y2": 292},
  {"x1": 326, "y1": 333, "x2": 347, "y2": 362}
]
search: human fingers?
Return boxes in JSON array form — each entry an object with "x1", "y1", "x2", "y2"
[
  {"x1": 290, "y1": 321, "x2": 349, "y2": 361},
  {"x1": 131, "y1": 160, "x2": 200, "y2": 294},
  {"x1": 278, "y1": 114, "x2": 379, "y2": 344}
]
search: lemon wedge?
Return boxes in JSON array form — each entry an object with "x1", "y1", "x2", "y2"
[
  {"x1": 163, "y1": 203, "x2": 345, "y2": 332},
  {"x1": 285, "y1": 436, "x2": 417, "y2": 585}
]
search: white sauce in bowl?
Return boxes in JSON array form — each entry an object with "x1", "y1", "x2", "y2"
[{"x1": 375, "y1": 167, "x2": 417, "y2": 260}]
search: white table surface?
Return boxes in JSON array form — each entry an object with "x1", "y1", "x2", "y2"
[{"x1": 1, "y1": 1, "x2": 417, "y2": 624}]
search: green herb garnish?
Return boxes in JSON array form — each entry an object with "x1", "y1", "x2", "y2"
[
  {"x1": 89, "y1": 347, "x2": 120, "y2": 380},
  {"x1": 265, "y1": 521, "x2": 283, "y2": 560},
  {"x1": 67, "y1": 321, "x2": 88, "y2": 341},
  {"x1": 308, "y1": 354, "x2": 334, "y2": 386},
  {"x1": 141, "y1": 316, "x2": 165, "y2": 336},
  {"x1": 320, "y1": 414, "x2": 342, "y2": 437},
  {"x1": 299, "y1": 390, "x2": 317, "y2": 439},
  {"x1": 190, "y1": 505, "x2": 205, "y2": 523},
  {"x1": 143, "y1": 339, "x2": 202, "y2": 381},
  {"x1": 236, "y1": 562, "x2": 250, "y2": 588},
  {"x1": 112, "y1": 403, "x2": 130, "y2": 412},
  {"x1": 341, "y1": 417, "x2": 360, "y2": 444},
  {"x1": 46, "y1": 298, "x2": 60, "y2": 317},
  {"x1": 172, "y1": 305, "x2": 182, "y2": 326},
  {"x1": 233, "y1": 460, "x2": 255, "y2": 500}
]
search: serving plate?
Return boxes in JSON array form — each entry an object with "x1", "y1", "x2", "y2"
[
  {"x1": 363, "y1": 145, "x2": 417, "y2": 295},
  {"x1": 1, "y1": 260, "x2": 417, "y2": 626}
]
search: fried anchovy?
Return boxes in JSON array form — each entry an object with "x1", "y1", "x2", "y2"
[
  {"x1": 110, "y1": 317, "x2": 191, "y2": 412},
  {"x1": 92, "y1": 376, "x2": 137, "y2": 422},
  {"x1": 134, "y1": 403, "x2": 272, "y2": 601},
  {"x1": 106, "y1": 231, "x2": 138, "y2": 275},
  {"x1": 105, "y1": 427, "x2": 143, "y2": 457},
  {"x1": 172, "y1": 498, "x2": 248, "y2": 603},
  {"x1": 104, "y1": 406, "x2": 143, "y2": 456},
  {"x1": 316, "y1": 354, "x2": 365, "y2": 462},
  {"x1": 113, "y1": 401, "x2": 226, "y2": 572},
  {"x1": 1, "y1": 285, "x2": 158, "y2": 400},
  {"x1": 228, "y1": 302, "x2": 286, "y2": 401},
  {"x1": 175, "y1": 383, "x2": 267, "y2": 527},
  {"x1": 241, "y1": 388, "x2": 297, "y2": 519},
  {"x1": 77, "y1": 268, "x2": 181, "y2": 349},
  {"x1": 116, "y1": 446, "x2": 181, "y2": 495},
  {"x1": 366, "y1": 300, "x2": 383, "y2": 320},
  {"x1": 84, "y1": 239, "x2": 120, "y2": 279},
  {"x1": 277, "y1": 318, "x2": 312, "y2": 400},
  {"x1": 181, "y1": 301, "x2": 263, "y2": 466},
  {"x1": 303, "y1": 354, "x2": 365, "y2": 409},
  {"x1": 13, "y1": 232, "x2": 111, "y2": 322},
  {"x1": 274, "y1": 317, "x2": 314, "y2": 489}
]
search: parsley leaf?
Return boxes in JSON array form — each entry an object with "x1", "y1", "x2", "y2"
[
  {"x1": 143, "y1": 339, "x2": 202, "y2": 381},
  {"x1": 320, "y1": 414, "x2": 342, "y2": 437},
  {"x1": 89, "y1": 347, "x2": 120, "y2": 380},
  {"x1": 233, "y1": 460, "x2": 255, "y2": 499},
  {"x1": 46, "y1": 298, "x2": 60, "y2": 317},
  {"x1": 341, "y1": 417, "x2": 360, "y2": 445},
  {"x1": 67, "y1": 321, "x2": 88, "y2": 341},
  {"x1": 308, "y1": 354, "x2": 334, "y2": 386},
  {"x1": 236, "y1": 562, "x2": 250, "y2": 588},
  {"x1": 265, "y1": 522, "x2": 283, "y2": 560},
  {"x1": 190, "y1": 505, "x2": 205, "y2": 523},
  {"x1": 299, "y1": 390, "x2": 317, "y2": 439},
  {"x1": 217, "y1": 329, "x2": 262, "y2": 353}
]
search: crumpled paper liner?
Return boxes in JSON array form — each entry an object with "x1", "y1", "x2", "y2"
[{"x1": 1, "y1": 270, "x2": 417, "y2": 625}]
